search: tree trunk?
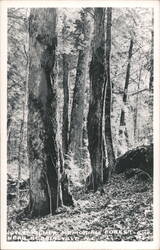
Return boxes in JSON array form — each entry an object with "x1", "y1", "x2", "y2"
[
  {"x1": 134, "y1": 67, "x2": 142, "y2": 144},
  {"x1": 7, "y1": 127, "x2": 12, "y2": 163},
  {"x1": 17, "y1": 60, "x2": 29, "y2": 205},
  {"x1": 68, "y1": 10, "x2": 91, "y2": 166},
  {"x1": 104, "y1": 8, "x2": 115, "y2": 180},
  {"x1": 118, "y1": 38, "x2": 133, "y2": 154},
  {"x1": 27, "y1": 8, "x2": 73, "y2": 217},
  {"x1": 62, "y1": 53, "x2": 69, "y2": 155},
  {"x1": 149, "y1": 10, "x2": 154, "y2": 92},
  {"x1": 7, "y1": 115, "x2": 13, "y2": 141},
  {"x1": 87, "y1": 8, "x2": 105, "y2": 192}
]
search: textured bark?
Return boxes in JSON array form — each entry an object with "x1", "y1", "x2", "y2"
[
  {"x1": 104, "y1": 8, "x2": 115, "y2": 180},
  {"x1": 7, "y1": 126, "x2": 12, "y2": 163},
  {"x1": 68, "y1": 11, "x2": 91, "y2": 166},
  {"x1": 69, "y1": 50, "x2": 87, "y2": 163},
  {"x1": 7, "y1": 116, "x2": 13, "y2": 140},
  {"x1": 62, "y1": 53, "x2": 69, "y2": 155},
  {"x1": 17, "y1": 65, "x2": 29, "y2": 204},
  {"x1": 17, "y1": 120, "x2": 23, "y2": 204},
  {"x1": 134, "y1": 67, "x2": 142, "y2": 143},
  {"x1": 102, "y1": 134, "x2": 108, "y2": 183},
  {"x1": 87, "y1": 8, "x2": 105, "y2": 192},
  {"x1": 118, "y1": 38, "x2": 133, "y2": 153},
  {"x1": 149, "y1": 10, "x2": 154, "y2": 91},
  {"x1": 120, "y1": 38, "x2": 133, "y2": 125},
  {"x1": 27, "y1": 9, "x2": 73, "y2": 217}
]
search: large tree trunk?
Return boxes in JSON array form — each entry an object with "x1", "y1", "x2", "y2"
[
  {"x1": 87, "y1": 8, "x2": 105, "y2": 192},
  {"x1": 62, "y1": 15, "x2": 70, "y2": 156},
  {"x1": 27, "y1": 8, "x2": 73, "y2": 217},
  {"x1": 68, "y1": 10, "x2": 90, "y2": 166},
  {"x1": 104, "y1": 8, "x2": 115, "y2": 180},
  {"x1": 62, "y1": 53, "x2": 69, "y2": 155},
  {"x1": 118, "y1": 38, "x2": 133, "y2": 155}
]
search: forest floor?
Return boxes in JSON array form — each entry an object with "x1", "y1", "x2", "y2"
[{"x1": 7, "y1": 173, "x2": 153, "y2": 241}]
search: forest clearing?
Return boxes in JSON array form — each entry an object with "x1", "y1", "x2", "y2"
[{"x1": 6, "y1": 6, "x2": 154, "y2": 242}]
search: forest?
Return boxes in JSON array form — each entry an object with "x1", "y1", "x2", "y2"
[{"x1": 7, "y1": 7, "x2": 153, "y2": 241}]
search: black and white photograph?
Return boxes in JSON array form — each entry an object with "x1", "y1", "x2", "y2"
[{"x1": 0, "y1": 0, "x2": 160, "y2": 249}]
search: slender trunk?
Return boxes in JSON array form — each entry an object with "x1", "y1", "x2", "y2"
[
  {"x1": 69, "y1": 50, "x2": 87, "y2": 164},
  {"x1": 149, "y1": 10, "x2": 154, "y2": 91},
  {"x1": 147, "y1": 10, "x2": 154, "y2": 145},
  {"x1": 118, "y1": 38, "x2": 133, "y2": 153},
  {"x1": 134, "y1": 67, "x2": 142, "y2": 143},
  {"x1": 7, "y1": 113, "x2": 14, "y2": 162},
  {"x1": 62, "y1": 53, "x2": 69, "y2": 155},
  {"x1": 7, "y1": 127, "x2": 12, "y2": 163},
  {"x1": 102, "y1": 133, "x2": 108, "y2": 183},
  {"x1": 148, "y1": 11, "x2": 154, "y2": 143},
  {"x1": 7, "y1": 116, "x2": 13, "y2": 140},
  {"x1": 17, "y1": 56, "x2": 29, "y2": 204},
  {"x1": 87, "y1": 8, "x2": 105, "y2": 192},
  {"x1": 104, "y1": 8, "x2": 115, "y2": 181},
  {"x1": 27, "y1": 9, "x2": 73, "y2": 217},
  {"x1": 120, "y1": 38, "x2": 133, "y2": 124},
  {"x1": 17, "y1": 119, "x2": 23, "y2": 205},
  {"x1": 69, "y1": 11, "x2": 91, "y2": 166}
]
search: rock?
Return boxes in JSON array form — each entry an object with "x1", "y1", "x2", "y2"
[{"x1": 115, "y1": 144, "x2": 153, "y2": 177}]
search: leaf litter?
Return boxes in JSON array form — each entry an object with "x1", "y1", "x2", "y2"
[{"x1": 7, "y1": 173, "x2": 153, "y2": 241}]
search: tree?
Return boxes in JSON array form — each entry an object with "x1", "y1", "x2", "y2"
[
  {"x1": 118, "y1": 37, "x2": 134, "y2": 153},
  {"x1": 87, "y1": 8, "x2": 105, "y2": 192},
  {"x1": 62, "y1": 15, "x2": 70, "y2": 155},
  {"x1": 27, "y1": 8, "x2": 73, "y2": 217},
  {"x1": 133, "y1": 66, "x2": 142, "y2": 143},
  {"x1": 62, "y1": 53, "x2": 69, "y2": 155},
  {"x1": 7, "y1": 8, "x2": 28, "y2": 163},
  {"x1": 104, "y1": 8, "x2": 115, "y2": 180},
  {"x1": 149, "y1": 9, "x2": 154, "y2": 92},
  {"x1": 68, "y1": 9, "x2": 91, "y2": 167}
]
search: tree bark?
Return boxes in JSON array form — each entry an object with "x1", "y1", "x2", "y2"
[
  {"x1": 68, "y1": 10, "x2": 91, "y2": 166},
  {"x1": 104, "y1": 8, "x2": 115, "y2": 180},
  {"x1": 149, "y1": 9, "x2": 154, "y2": 92},
  {"x1": 118, "y1": 38, "x2": 133, "y2": 154},
  {"x1": 62, "y1": 53, "x2": 69, "y2": 155},
  {"x1": 27, "y1": 8, "x2": 73, "y2": 217},
  {"x1": 87, "y1": 8, "x2": 105, "y2": 192},
  {"x1": 134, "y1": 67, "x2": 142, "y2": 144},
  {"x1": 120, "y1": 38, "x2": 133, "y2": 125},
  {"x1": 17, "y1": 59, "x2": 29, "y2": 205}
]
